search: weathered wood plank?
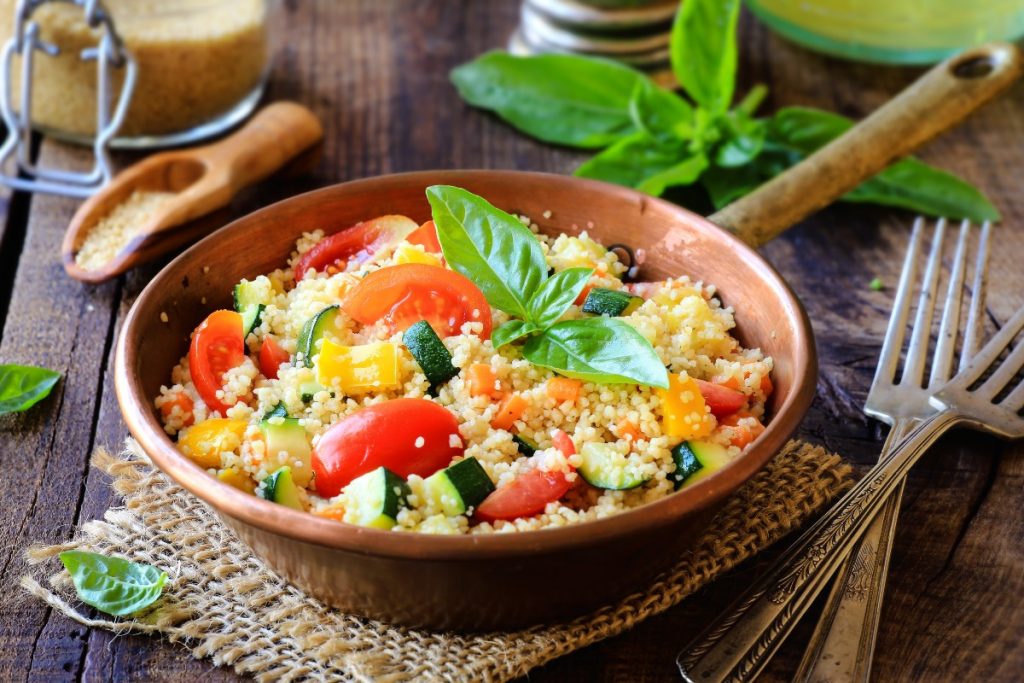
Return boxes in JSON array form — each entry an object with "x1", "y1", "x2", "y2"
[{"x1": 0, "y1": 1, "x2": 1021, "y2": 681}]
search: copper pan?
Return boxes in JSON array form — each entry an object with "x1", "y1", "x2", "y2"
[{"x1": 114, "y1": 45, "x2": 1020, "y2": 630}]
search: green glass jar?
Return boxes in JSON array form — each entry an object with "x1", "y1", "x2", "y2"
[{"x1": 746, "y1": 0, "x2": 1024, "y2": 64}]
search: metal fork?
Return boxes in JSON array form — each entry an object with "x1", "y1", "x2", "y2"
[
  {"x1": 794, "y1": 217, "x2": 992, "y2": 682},
  {"x1": 677, "y1": 259, "x2": 1024, "y2": 683}
]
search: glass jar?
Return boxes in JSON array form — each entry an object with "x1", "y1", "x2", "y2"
[
  {"x1": 746, "y1": 0, "x2": 1024, "y2": 65},
  {"x1": 0, "y1": 0, "x2": 276, "y2": 147}
]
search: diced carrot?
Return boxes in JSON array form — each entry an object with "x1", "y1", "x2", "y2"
[
  {"x1": 491, "y1": 393, "x2": 528, "y2": 431},
  {"x1": 760, "y1": 374, "x2": 773, "y2": 397},
  {"x1": 616, "y1": 418, "x2": 644, "y2": 442},
  {"x1": 467, "y1": 363, "x2": 501, "y2": 398},
  {"x1": 547, "y1": 377, "x2": 582, "y2": 402},
  {"x1": 315, "y1": 507, "x2": 346, "y2": 522},
  {"x1": 574, "y1": 284, "x2": 594, "y2": 306},
  {"x1": 160, "y1": 392, "x2": 194, "y2": 426},
  {"x1": 729, "y1": 419, "x2": 765, "y2": 449},
  {"x1": 715, "y1": 375, "x2": 743, "y2": 391}
]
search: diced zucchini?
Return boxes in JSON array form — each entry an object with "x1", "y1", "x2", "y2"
[
  {"x1": 423, "y1": 457, "x2": 495, "y2": 515},
  {"x1": 403, "y1": 320, "x2": 458, "y2": 387},
  {"x1": 233, "y1": 280, "x2": 266, "y2": 336},
  {"x1": 297, "y1": 305, "x2": 340, "y2": 367},
  {"x1": 258, "y1": 466, "x2": 303, "y2": 510},
  {"x1": 581, "y1": 288, "x2": 642, "y2": 317},
  {"x1": 343, "y1": 467, "x2": 410, "y2": 529},
  {"x1": 300, "y1": 380, "x2": 330, "y2": 403},
  {"x1": 671, "y1": 439, "x2": 731, "y2": 489},
  {"x1": 265, "y1": 401, "x2": 288, "y2": 419},
  {"x1": 512, "y1": 433, "x2": 539, "y2": 458},
  {"x1": 578, "y1": 442, "x2": 648, "y2": 490},
  {"x1": 259, "y1": 416, "x2": 312, "y2": 486}
]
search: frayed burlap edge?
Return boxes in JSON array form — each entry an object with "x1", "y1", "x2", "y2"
[{"x1": 21, "y1": 439, "x2": 851, "y2": 683}]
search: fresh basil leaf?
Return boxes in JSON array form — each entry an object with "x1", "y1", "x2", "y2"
[
  {"x1": 427, "y1": 185, "x2": 548, "y2": 318},
  {"x1": 0, "y1": 364, "x2": 60, "y2": 415},
  {"x1": 766, "y1": 106, "x2": 852, "y2": 153},
  {"x1": 59, "y1": 550, "x2": 167, "y2": 616},
  {"x1": 450, "y1": 51, "x2": 643, "y2": 148},
  {"x1": 735, "y1": 84, "x2": 768, "y2": 117},
  {"x1": 492, "y1": 319, "x2": 540, "y2": 349},
  {"x1": 846, "y1": 158, "x2": 1000, "y2": 221},
  {"x1": 628, "y1": 78, "x2": 695, "y2": 144},
  {"x1": 701, "y1": 163, "x2": 766, "y2": 209},
  {"x1": 527, "y1": 267, "x2": 594, "y2": 329},
  {"x1": 575, "y1": 133, "x2": 709, "y2": 196},
  {"x1": 670, "y1": 0, "x2": 741, "y2": 113},
  {"x1": 522, "y1": 318, "x2": 669, "y2": 388},
  {"x1": 766, "y1": 107, "x2": 1000, "y2": 221},
  {"x1": 715, "y1": 114, "x2": 766, "y2": 168}
]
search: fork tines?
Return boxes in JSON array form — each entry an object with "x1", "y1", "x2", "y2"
[{"x1": 867, "y1": 217, "x2": 992, "y2": 423}]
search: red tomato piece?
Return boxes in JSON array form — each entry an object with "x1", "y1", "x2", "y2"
[
  {"x1": 574, "y1": 284, "x2": 594, "y2": 306},
  {"x1": 311, "y1": 398, "x2": 464, "y2": 497},
  {"x1": 294, "y1": 215, "x2": 417, "y2": 280},
  {"x1": 258, "y1": 335, "x2": 291, "y2": 380},
  {"x1": 474, "y1": 429, "x2": 575, "y2": 522},
  {"x1": 695, "y1": 379, "x2": 747, "y2": 418},
  {"x1": 188, "y1": 310, "x2": 245, "y2": 415},
  {"x1": 342, "y1": 263, "x2": 493, "y2": 339},
  {"x1": 407, "y1": 220, "x2": 443, "y2": 253}
]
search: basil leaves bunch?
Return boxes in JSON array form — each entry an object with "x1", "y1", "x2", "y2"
[
  {"x1": 427, "y1": 185, "x2": 669, "y2": 388},
  {"x1": 59, "y1": 550, "x2": 167, "y2": 616},
  {"x1": 450, "y1": 0, "x2": 998, "y2": 222}
]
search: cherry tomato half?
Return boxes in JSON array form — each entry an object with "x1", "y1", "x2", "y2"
[
  {"x1": 695, "y1": 379, "x2": 746, "y2": 418},
  {"x1": 294, "y1": 215, "x2": 418, "y2": 281},
  {"x1": 188, "y1": 310, "x2": 245, "y2": 415},
  {"x1": 474, "y1": 430, "x2": 575, "y2": 522},
  {"x1": 407, "y1": 220, "x2": 442, "y2": 253},
  {"x1": 258, "y1": 335, "x2": 291, "y2": 380},
  {"x1": 311, "y1": 398, "x2": 464, "y2": 497},
  {"x1": 342, "y1": 263, "x2": 492, "y2": 338}
]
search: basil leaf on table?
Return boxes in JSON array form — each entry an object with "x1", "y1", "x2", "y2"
[
  {"x1": 846, "y1": 158, "x2": 1001, "y2": 221},
  {"x1": 59, "y1": 550, "x2": 167, "y2": 616},
  {"x1": 427, "y1": 185, "x2": 548, "y2": 318},
  {"x1": 450, "y1": 51, "x2": 643, "y2": 148},
  {"x1": 628, "y1": 78, "x2": 695, "y2": 144},
  {"x1": 670, "y1": 0, "x2": 741, "y2": 113},
  {"x1": 575, "y1": 133, "x2": 709, "y2": 196},
  {"x1": 0, "y1": 364, "x2": 61, "y2": 415},
  {"x1": 527, "y1": 267, "x2": 594, "y2": 330},
  {"x1": 523, "y1": 318, "x2": 669, "y2": 388},
  {"x1": 492, "y1": 320, "x2": 540, "y2": 350},
  {"x1": 766, "y1": 107, "x2": 1000, "y2": 221},
  {"x1": 714, "y1": 114, "x2": 766, "y2": 168}
]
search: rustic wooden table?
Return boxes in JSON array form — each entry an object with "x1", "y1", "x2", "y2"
[{"x1": 1, "y1": 2, "x2": 1022, "y2": 681}]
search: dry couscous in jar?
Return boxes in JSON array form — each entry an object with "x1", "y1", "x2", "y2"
[{"x1": 0, "y1": 0, "x2": 274, "y2": 147}]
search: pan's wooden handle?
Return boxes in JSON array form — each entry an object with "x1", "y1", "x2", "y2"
[
  {"x1": 200, "y1": 101, "x2": 324, "y2": 191},
  {"x1": 712, "y1": 42, "x2": 1023, "y2": 247}
]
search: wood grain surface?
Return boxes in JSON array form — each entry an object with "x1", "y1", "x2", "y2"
[{"x1": 1, "y1": 1, "x2": 1022, "y2": 681}]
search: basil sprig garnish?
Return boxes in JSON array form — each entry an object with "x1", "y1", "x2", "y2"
[
  {"x1": 428, "y1": 185, "x2": 668, "y2": 388},
  {"x1": 59, "y1": 550, "x2": 167, "y2": 616},
  {"x1": 0, "y1": 364, "x2": 60, "y2": 415},
  {"x1": 449, "y1": 0, "x2": 998, "y2": 222}
]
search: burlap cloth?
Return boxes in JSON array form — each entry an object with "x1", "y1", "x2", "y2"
[{"x1": 21, "y1": 438, "x2": 851, "y2": 682}]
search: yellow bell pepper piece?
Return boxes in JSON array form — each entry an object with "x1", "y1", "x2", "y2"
[
  {"x1": 179, "y1": 418, "x2": 248, "y2": 469},
  {"x1": 317, "y1": 339, "x2": 400, "y2": 392},
  {"x1": 217, "y1": 467, "x2": 256, "y2": 493},
  {"x1": 656, "y1": 373, "x2": 714, "y2": 440},
  {"x1": 394, "y1": 243, "x2": 442, "y2": 267}
]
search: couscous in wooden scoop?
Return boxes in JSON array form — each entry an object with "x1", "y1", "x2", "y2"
[{"x1": 62, "y1": 101, "x2": 323, "y2": 284}]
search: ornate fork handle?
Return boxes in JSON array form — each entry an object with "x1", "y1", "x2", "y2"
[{"x1": 677, "y1": 410, "x2": 962, "y2": 682}]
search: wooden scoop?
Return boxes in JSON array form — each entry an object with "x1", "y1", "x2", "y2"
[{"x1": 62, "y1": 101, "x2": 324, "y2": 283}]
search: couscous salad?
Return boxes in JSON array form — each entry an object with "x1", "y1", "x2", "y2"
[{"x1": 155, "y1": 185, "x2": 773, "y2": 534}]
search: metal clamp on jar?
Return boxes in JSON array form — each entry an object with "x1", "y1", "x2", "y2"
[{"x1": 0, "y1": 0, "x2": 272, "y2": 197}]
